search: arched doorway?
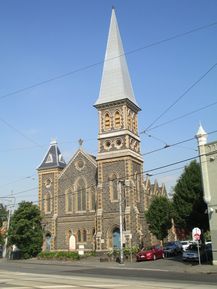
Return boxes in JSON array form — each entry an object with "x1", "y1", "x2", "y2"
[
  {"x1": 112, "y1": 228, "x2": 120, "y2": 249},
  {"x1": 45, "y1": 233, "x2": 51, "y2": 251},
  {"x1": 69, "y1": 234, "x2": 76, "y2": 251}
]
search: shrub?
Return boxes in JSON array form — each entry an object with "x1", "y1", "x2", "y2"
[{"x1": 38, "y1": 251, "x2": 80, "y2": 261}]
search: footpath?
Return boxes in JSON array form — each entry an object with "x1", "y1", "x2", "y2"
[{"x1": 3, "y1": 255, "x2": 217, "y2": 275}]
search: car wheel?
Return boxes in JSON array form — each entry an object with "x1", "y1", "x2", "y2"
[{"x1": 153, "y1": 254, "x2": 156, "y2": 261}]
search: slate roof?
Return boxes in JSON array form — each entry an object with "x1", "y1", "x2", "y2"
[
  {"x1": 37, "y1": 140, "x2": 66, "y2": 171},
  {"x1": 94, "y1": 8, "x2": 140, "y2": 109}
]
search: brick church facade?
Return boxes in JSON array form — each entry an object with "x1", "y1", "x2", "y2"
[{"x1": 37, "y1": 9, "x2": 167, "y2": 253}]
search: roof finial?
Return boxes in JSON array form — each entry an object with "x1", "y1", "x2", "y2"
[
  {"x1": 79, "y1": 138, "x2": 83, "y2": 147},
  {"x1": 112, "y1": 5, "x2": 115, "y2": 10},
  {"x1": 50, "y1": 138, "x2": 57, "y2": 145}
]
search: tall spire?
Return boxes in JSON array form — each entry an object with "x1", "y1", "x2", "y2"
[{"x1": 95, "y1": 8, "x2": 140, "y2": 109}]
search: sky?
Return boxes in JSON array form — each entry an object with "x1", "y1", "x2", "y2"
[{"x1": 0, "y1": 0, "x2": 216, "y2": 209}]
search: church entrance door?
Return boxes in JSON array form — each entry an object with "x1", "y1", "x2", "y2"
[
  {"x1": 112, "y1": 228, "x2": 120, "y2": 249},
  {"x1": 69, "y1": 235, "x2": 76, "y2": 251}
]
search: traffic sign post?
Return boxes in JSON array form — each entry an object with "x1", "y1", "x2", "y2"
[{"x1": 192, "y1": 227, "x2": 201, "y2": 265}]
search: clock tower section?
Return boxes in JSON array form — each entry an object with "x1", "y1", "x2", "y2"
[{"x1": 94, "y1": 9, "x2": 144, "y2": 250}]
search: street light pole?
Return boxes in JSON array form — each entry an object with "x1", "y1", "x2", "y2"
[{"x1": 118, "y1": 180, "x2": 124, "y2": 264}]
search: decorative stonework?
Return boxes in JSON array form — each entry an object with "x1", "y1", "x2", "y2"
[{"x1": 75, "y1": 159, "x2": 85, "y2": 171}]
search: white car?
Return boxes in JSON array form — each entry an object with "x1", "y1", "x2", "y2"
[{"x1": 180, "y1": 240, "x2": 191, "y2": 251}]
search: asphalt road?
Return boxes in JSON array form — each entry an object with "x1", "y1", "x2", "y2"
[{"x1": 0, "y1": 258, "x2": 217, "y2": 289}]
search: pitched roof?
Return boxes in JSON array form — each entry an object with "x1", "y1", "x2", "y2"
[
  {"x1": 94, "y1": 8, "x2": 140, "y2": 109},
  {"x1": 37, "y1": 140, "x2": 66, "y2": 171}
]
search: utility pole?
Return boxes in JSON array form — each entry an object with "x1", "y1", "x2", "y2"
[
  {"x1": 118, "y1": 181, "x2": 124, "y2": 264},
  {"x1": 2, "y1": 194, "x2": 16, "y2": 258}
]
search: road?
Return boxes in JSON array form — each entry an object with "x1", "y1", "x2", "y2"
[{"x1": 0, "y1": 259, "x2": 217, "y2": 289}]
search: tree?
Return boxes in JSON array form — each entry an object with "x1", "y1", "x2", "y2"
[
  {"x1": 0, "y1": 203, "x2": 8, "y2": 227},
  {"x1": 172, "y1": 160, "x2": 209, "y2": 233},
  {"x1": 8, "y1": 201, "x2": 43, "y2": 259},
  {"x1": 0, "y1": 203, "x2": 8, "y2": 245},
  {"x1": 145, "y1": 196, "x2": 173, "y2": 242}
]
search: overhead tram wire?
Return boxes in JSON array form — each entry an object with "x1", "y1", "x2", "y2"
[
  {"x1": 24, "y1": 149, "x2": 217, "y2": 208},
  {"x1": 141, "y1": 129, "x2": 217, "y2": 156},
  {"x1": 1, "y1": 97, "x2": 216, "y2": 153},
  {"x1": 1, "y1": 20, "x2": 217, "y2": 101},
  {"x1": 0, "y1": 117, "x2": 43, "y2": 148},
  {"x1": 142, "y1": 61, "x2": 217, "y2": 133},
  {"x1": 143, "y1": 100, "x2": 217, "y2": 132},
  {"x1": 2, "y1": 129, "x2": 216, "y2": 198}
]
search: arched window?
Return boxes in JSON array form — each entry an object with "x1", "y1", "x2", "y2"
[
  {"x1": 66, "y1": 190, "x2": 72, "y2": 212},
  {"x1": 45, "y1": 192, "x2": 51, "y2": 213},
  {"x1": 104, "y1": 112, "x2": 111, "y2": 130},
  {"x1": 90, "y1": 187, "x2": 96, "y2": 211},
  {"x1": 109, "y1": 173, "x2": 118, "y2": 201},
  {"x1": 83, "y1": 229, "x2": 87, "y2": 242},
  {"x1": 77, "y1": 230, "x2": 81, "y2": 242},
  {"x1": 114, "y1": 111, "x2": 121, "y2": 129},
  {"x1": 77, "y1": 178, "x2": 86, "y2": 211}
]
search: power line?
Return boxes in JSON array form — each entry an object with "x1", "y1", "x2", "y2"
[
  {"x1": 144, "y1": 100, "x2": 217, "y2": 132},
  {"x1": 17, "y1": 149, "x2": 217, "y2": 207},
  {"x1": 0, "y1": 116, "x2": 42, "y2": 147},
  {"x1": 143, "y1": 61, "x2": 217, "y2": 132},
  {"x1": 1, "y1": 20, "x2": 217, "y2": 101},
  {"x1": 141, "y1": 129, "x2": 217, "y2": 156}
]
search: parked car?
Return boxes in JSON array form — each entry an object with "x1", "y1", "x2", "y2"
[
  {"x1": 136, "y1": 244, "x2": 164, "y2": 261},
  {"x1": 163, "y1": 241, "x2": 183, "y2": 256},
  {"x1": 182, "y1": 243, "x2": 210, "y2": 262},
  {"x1": 180, "y1": 240, "x2": 191, "y2": 251}
]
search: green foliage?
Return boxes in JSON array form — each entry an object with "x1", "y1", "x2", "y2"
[
  {"x1": 203, "y1": 231, "x2": 211, "y2": 241},
  {"x1": 172, "y1": 160, "x2": 209, "y2": 232},
  {"x1": 38, "y1": 251, "x2": 80, "y2": 261},
  {"x1": 0, "y1": 203, "x2": 8, "y2": 227},
  {"x1": 107, "y1": 246, "x2": 139, "y2": 259},
  {"x1": 145, "y1": 196, "x2": 173, "y2": 241},
  {"x1": 0, "y1": 233, "x2": 4, "y2": 246},
  {"x1": 8, "y1": 201, "x2": 43, "y2": 259}
]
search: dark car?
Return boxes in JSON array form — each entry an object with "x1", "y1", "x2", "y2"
[
  {"x1": 136, "y1": 244, "x2": 164, "y2": 261},
  {"x1": 163, "y1": 241, "x2": 182, "y2": 256},
  {"x1": 182, "y1": 243, "x2": 206, "y2": 262}
]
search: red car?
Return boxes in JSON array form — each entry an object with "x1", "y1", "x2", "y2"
[{"x1": 136, "y1": 244, "x2": 164, "y2": 261}]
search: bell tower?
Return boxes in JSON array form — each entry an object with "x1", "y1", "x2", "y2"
[{"x1": 94, "y1": 8, "x2": 144, "y2": 250}]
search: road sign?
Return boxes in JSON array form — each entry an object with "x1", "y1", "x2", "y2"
[{"x1": 192, "y1": 227, "x2": 201, "y2": 241}]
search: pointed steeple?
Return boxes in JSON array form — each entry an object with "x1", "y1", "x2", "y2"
[
  {"x1": 37, "y1": 140, "x2": 66, "y2": 171},
  {"x1": 95, "y1": 8, "x2": 140, "y2": 109},
  {"x1": 196, "y1": 123, "x2": 207, "y2": 146}
]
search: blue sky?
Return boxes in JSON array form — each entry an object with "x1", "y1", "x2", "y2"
[{"x1": 0, "y1": 0, "x2": 217, "y2": 208}]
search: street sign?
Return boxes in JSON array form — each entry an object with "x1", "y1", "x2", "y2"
[{"x1": 192, "y1": 227, "x2": 201, "y2": 241}]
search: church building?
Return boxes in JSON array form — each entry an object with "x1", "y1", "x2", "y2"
[{"x1": 37, "y1": 9, "x2": 167, "y2": 252}]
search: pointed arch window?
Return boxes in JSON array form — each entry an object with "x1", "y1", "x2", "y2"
[
  {"x1": 77, "y1": 178, "x2": 86, "y2": 211},
  {"x1": 109, "y1": 173, "x2": 118, "y2": 201},
  {"x1": 114, "y1": 111, "x2": 121, "y2": 129},
  {"x1": 104, "y1": 112, "x2": 111, "y2": 130},
  {"x1": 66, "y1": 189, "x2": 73, "y2": 212},
  {"x1": 45, "y1": 192, "x2": 51, "y2": 213},
  {"x1": 90, "y1": 187, "x2": 96, "y2": 211},
  {"x1": 83, "y1": 229, "x2": 87, "y2": 242},
  {"x1": 77, "y1": 230, "x2": 81, "y2": 242}
]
